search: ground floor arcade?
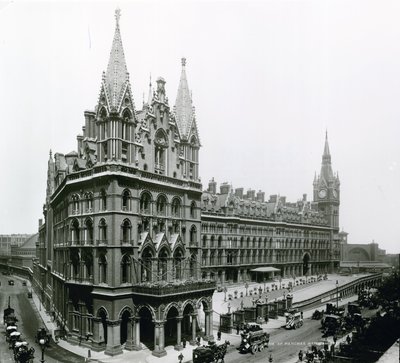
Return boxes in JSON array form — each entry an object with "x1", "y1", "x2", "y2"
[{"x1": 63, "y1": 284, "x2": 215, "y2": 357}]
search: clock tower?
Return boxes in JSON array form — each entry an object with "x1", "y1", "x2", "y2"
[{"x1": 313, "y1": 132, "x2": 340, "y2": 229}]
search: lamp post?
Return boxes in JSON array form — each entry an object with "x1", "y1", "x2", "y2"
[
  {"x1": 223, "y1": 286, "x2": 227, "y2": 302},
  {"x1": 336, "y1": 280, "x2": 339, "y2": 308},
  {"x1": 39, "y1": 338, "x2": 46, "y2": 363}
]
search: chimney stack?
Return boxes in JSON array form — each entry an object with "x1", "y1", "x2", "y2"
[{"x1": 208, "y1": 178, "x2": 217, "y2": 194}]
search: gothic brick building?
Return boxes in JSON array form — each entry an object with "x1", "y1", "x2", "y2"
[
  {"x1": 33, "y1": 10, "x2": 340, "y2": 357},
  {"x1": 199, "y1": 133, "x2": 341, "y2": 285},
  {"x1": 33, "y1": 10, "x2": 214, "y2": 357}
]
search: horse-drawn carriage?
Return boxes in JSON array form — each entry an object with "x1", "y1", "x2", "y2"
[
  {"x1": 4, "y1": 297, "x2": 18, "y2": 326},
  {"x1": 9, "y1": 331, "x2": 22, "y2": 349},
  {"x1": 6, "y1": 325, "x2": 18, "y2": 341},
  {"x1": 14, "y1": 341, "x2": 35, "y2": 363},
  {"x1": 192, "y1": 340, "x2": 230, "y2": 363}
]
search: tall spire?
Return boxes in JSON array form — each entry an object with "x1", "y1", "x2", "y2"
[
  {"x1": 105, "y1": 8, "x2": 129, "y2": 110},
  {"x1": 147, "y1": 74, "x2": 153, "y2": 105},
  {"x1": 174, "y1": 57, "x2": 194, "y2": 139},
  {"x1": 323, "y1": 130, "x2": 330, "y2": 157},
  {"x1": 320, "y1": 131, "x2": 334, "y2": 182}
]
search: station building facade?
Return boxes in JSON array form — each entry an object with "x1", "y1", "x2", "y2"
[{"x1": 33, "y1": 10, "x2": 340, "y2": 357}]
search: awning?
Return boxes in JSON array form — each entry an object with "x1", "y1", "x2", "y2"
[{"x1": 250, "y1": 267, "x2": 280, "y2": 273}]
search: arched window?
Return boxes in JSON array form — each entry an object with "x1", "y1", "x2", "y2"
[
  {"x1": 171, "y1": 198, "x2": 181, "y2": 217},
  {"x1": 82, "y1": 250, "x2": 93, "y2": 280},
  {"x1": 100, "y1": 189, "x2": 107, "y2": 211},
  {"x1": 190, "y1": 225, "x2": 197, "y2": 245},
  {"x1": 202, "y1": 235, "x2": 207, "y2": 248},
  {"x1": 154, "y1": 129, "x2": 168, "y2": 175},
  {"x1": 121, "y1": 254, "x2": 131, "y2": 284},
  {"x1": 173, "y1": 249, "x2": 183, "y2": 280},
  {"x1": 121, "y1": 219, "x2": 132, "y2": 244},
  {"x1": 210, "y1": 235, "x2": 215, "y2": 248},
  {"x1": 85, "y1": 192, "x2": 93, "y2": 212},
  {"x1": 158, "y1": 248, "x2": 169, "y2": 281},
  {"x1": 71, "y1": 219, "x2": 80, "y2": 245},
  {"x1": 156, "y1": 195, "x2": 167, "y2": 216},
  {"x1": 98, "y1": 219, "x2": 107, "y2": 244},
  {"x1": 218, "y1": 235, "x2": 223, "y2": 248},
  {"x1": 141, "y1": 247, "x2": 153, "y2": 282},
  {"x1": 99, "y1": 254, "x2": 107, "y2": 284},
  {"x1": 70, "y1": 250, "x2": 80, "y2": 279},
  {"x1": 139, "y1": 192, "x2": 151, "y2": 214},
  {"x1": 122, "y1": 189, "x2": 131, "y2": 211},
  {"x1": 84, "y1": 219, "x2": 93, "y2": 244},
  {"x1": 190, "y1": 201, "x2": 197, "y2": 219},
  {"x1": 72, "y1": 194, "x2": 80, "y2": 214}
]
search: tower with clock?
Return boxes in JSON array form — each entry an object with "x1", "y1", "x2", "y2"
[{"x1": 313, "y1": 132, "x2": 340, "y2": 229}]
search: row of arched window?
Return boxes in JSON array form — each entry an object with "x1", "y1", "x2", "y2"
[
  {"x1": 69, "y1": 217, "x2": 197, "y2": 245},
  {"x1": 70, "y1": 190, "x2": 198, "y2": 219},
  {"x1": 67, "y1": 249, "x2": 197, "y2": 285}
]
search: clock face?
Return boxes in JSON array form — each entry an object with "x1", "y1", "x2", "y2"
[{"x1": 318, "y1": 189, "x2": 327, "y2": 199}]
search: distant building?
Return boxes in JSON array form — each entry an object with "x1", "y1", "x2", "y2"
[
  {"x1": 10, "y1": 233, "x2": 38, "y2": 269},
  {"x1": 339, "y1": 231, "x2": 391, "y2": 273},
  {"x1": 0, "y1": 234, "x2": 32, "y2": 256}
]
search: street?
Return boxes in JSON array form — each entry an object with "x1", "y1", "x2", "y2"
[
  {"x1": 223, "y1": 315, "x2": 323, "y2": 363},
  {"x1": 0, "y1": 274, "x2": 84, "y2": 363}
]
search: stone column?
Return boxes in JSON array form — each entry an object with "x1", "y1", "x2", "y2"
[
  {"x1": 91, "y1": 317, "x2": 105, "y2": 352},
  {"x1": 190, "y1": 313, "x2": 197, "y2": 345},
  {"x1": 204, "y1": 310, "x2": 214, "y2": 340},
  {"x1": 124, "y1": 317, "x2": 135, "y2": 351},
  {"x1": 174, "y1": 317, "x2": 183, "y2": 351},
  {"x1": 134, "y1": 317, "x2": 141, "y2": 350},
  {"x1": 152, "y1": 321, "x2": 167, "y2": 357},
  {"x1": 221, "y1": 270, "x2": 226, "y2": 284},
  {"x1": 105, "y1": 320, "x2": 123, "y2": 356}
]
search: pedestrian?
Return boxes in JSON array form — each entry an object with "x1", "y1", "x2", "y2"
[
  {"x1": 196, "y1": 335, "x2": 201, "y2": 346},
  {"x1": 217, "y1": 330, "x2": 221, "y2": 341},
  {"x1": 333, "y1": 335, "x2": 337, "y2": 344},
  {"x1": 298, "y1": 349, "x2": 303, "y2": 361},
  {"x1": 236, "y1": 325, "x2": 240, "y2": 335},
  {"x1": 346, "y1": 335, "x2": 351, "y2": 344},
  {"x1": 182, "y1": 336, "x2": 186, "y2": 348}
]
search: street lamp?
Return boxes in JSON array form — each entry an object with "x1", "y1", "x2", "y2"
[
  {"x1": 336, "y1": 280, "x2": 339, "y2": 308},
  {"x1": 223, "y1": 286, "x2": 227, "y2": 302},
  {"x1": 39, "y1": 338, "x2": 46, "y2": 363}
]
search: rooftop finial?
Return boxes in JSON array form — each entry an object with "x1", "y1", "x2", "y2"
[
  {"x1": 49, "y1": 149, "x2": 52, "y2": 158},
  {"x1": 181, "y1": 57, "x2": 186, "y2": 67},
  {"x1": 115, "y1": 8, "x2": 121, "y2": 27}
]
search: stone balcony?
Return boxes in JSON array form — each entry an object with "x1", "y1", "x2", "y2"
[{"x1": 132, "y1": 280, "x2": 216, "y2": 297}]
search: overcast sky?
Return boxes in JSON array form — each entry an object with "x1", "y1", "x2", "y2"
[{"x1": 0, "y1": 0, "x2": 399, "y2": 253}]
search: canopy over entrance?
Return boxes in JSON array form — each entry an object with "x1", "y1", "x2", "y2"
[{"x1": 250, "y1": 267, "x2": 280, "y2": 273}]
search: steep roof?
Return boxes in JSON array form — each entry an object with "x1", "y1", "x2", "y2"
[
  {"x1": 174, "y1": 58, "x2": 195, "y2": 139},
  {"x1": 105, "y1": 8, "x2": 129, "y2": 110}
]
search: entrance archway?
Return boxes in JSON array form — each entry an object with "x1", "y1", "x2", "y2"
[
  {"x1": 165, "y1": 306, "x2": 179, "y2": 347},
  {"x1": 138, "y1": 306, "x2": 154, "y2": 349},
  {"x1": 303, "y1": 253, "x2": 310, "y2": 276},
  {"x1": 182, "y1": 304, "x2": 195, "y2": 339},
  {"x1": 120, "y1": 309, "x2": 131, "y2": 345},
  {"x1": 97, "y1": 308, "x2": 108, "y2": 344}
]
